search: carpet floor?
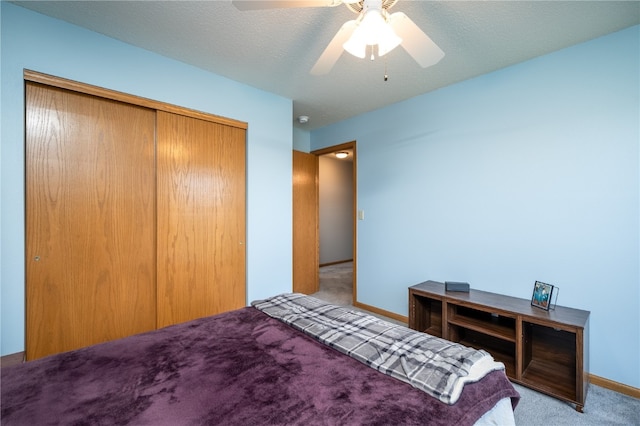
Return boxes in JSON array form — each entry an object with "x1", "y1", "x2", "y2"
[
  {"x1": 313, "y1": 262, "x2": 640, "y2": 425},
  {"x1": 312, "y1": 261, "x2": 353, "y2": 306}
]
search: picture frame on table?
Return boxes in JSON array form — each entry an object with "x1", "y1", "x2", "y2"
[{"x1": 531, "y1": 281, "x2": 554, "y2": 311}]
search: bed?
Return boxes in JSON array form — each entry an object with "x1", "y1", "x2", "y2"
[{"x1": 1, "y1": 293, "x2": 519, "y2": 425}]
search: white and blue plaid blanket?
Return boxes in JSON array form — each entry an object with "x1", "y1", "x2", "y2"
[{"x1": 252, "y1": 293, "x2": 505, "y2": 405}]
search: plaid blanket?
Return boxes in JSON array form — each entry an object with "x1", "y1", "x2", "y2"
[{"x1": 252, "y1": 293, "x2": 505, "y2": 405}]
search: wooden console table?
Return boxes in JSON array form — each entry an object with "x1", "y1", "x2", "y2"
[{"x1": 408, "y1": 281, "x2": 590, "y2": 412}]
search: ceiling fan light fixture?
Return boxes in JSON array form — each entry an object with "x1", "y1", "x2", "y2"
[
  {"x1": 342, "y1": 6, "x2": 402, "y2": 59},
  {"x1": 356, "y1": 8, "x2": 386, "y2": 45},
  {"x1": 343, "y1": 33, "x2": 367, "y2": 58},
  {"x1": 377, "y1": 25, "x2": 402, "y2": 56}
]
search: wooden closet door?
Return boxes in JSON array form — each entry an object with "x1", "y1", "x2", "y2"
[
  {"x1": 26, "y1": 82, "x2": 157, "y2": 360},
  {"x1": 156, "y1": 111, "x2": 246, "y2": 328}
]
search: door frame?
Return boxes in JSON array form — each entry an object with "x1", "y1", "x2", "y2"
[{"x1": 311, "y1": 141, "x2": 357, "y2": 304}]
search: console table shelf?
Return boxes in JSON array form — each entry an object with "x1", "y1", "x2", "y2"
[
  {"x1": 409, "y1": 281, "x2": 590, "y2": 412},
  {"x1": 448, "y1": 309, "x2": 516, "y2": 342}
]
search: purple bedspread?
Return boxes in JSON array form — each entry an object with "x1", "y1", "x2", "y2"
[{"x1": 1, "y1": 307, "x2": 519, "y2": 425}]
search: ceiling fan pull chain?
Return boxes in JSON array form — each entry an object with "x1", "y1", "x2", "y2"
[{"x1": 384, "y1": 56, "x2": 389, "y2": 81}]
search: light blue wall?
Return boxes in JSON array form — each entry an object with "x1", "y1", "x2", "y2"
[
  {"x1": 312, "y1": 26, "x2": 640, "y2": 388},
  {"x1": 293, "y1": 127, "x2": 311, "y2": 152},
  {"x1": 1, "y1": 3, "x2": 293, "y2": 356}
]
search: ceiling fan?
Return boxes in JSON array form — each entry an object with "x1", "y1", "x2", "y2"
[{"x1": 232, "y1": 0, "x2": 445, "y2": 75}]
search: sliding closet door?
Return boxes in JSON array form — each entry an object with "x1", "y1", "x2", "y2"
[
  {"x1": 156, "y1": 111, "x2": 246, "y2": 328},
  {"x1": 25, "y1": 82, "x2": 157, "y2": 360}
]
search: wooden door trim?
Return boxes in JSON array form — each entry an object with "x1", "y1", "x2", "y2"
[
  {"x1": 24, "y1": 69, "x2": 248, "y2": 130},
  {"x1": 311, "y1": 141, "x2": 357, "y2": 304}
]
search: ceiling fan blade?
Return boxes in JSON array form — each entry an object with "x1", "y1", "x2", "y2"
[
  {"x1": 232, "y1": 1, "x2": 342, "y2": 11},
  {"x1": 389, "y1": 12, "x2": 445, "y2": 68},
  {"x1": 310, "y1": 19, "x2": 357, "y2": 75}
]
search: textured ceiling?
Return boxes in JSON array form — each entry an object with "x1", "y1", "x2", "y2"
[{"x1": 12, "y1": 1, "x2": 640, "y2": 130}]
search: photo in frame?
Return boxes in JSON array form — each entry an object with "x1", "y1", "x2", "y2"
[{"x1": 531, "y1": 281, "x2": 554, "y2": 311}]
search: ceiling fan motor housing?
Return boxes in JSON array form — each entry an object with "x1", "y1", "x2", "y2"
[{"x1": 345, "y1": 0, "x2": 398, "y2": 14}]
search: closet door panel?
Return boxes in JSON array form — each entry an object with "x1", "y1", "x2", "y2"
[
  {"x1": 157, "y1": 112, "x2": 246, "y2": 328},
  {"x1": 26, "y1": 82, "x2": 157, "y2": 360}
]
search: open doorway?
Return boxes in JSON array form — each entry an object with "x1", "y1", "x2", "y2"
[{"x1": 311, "y1": 142, "x2": 356, "y2": 306}]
